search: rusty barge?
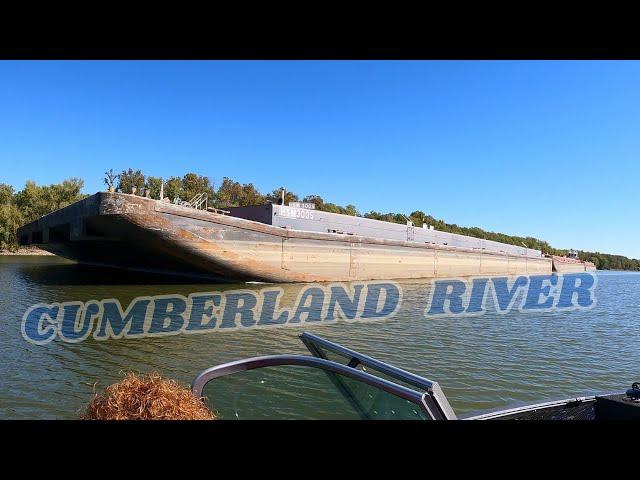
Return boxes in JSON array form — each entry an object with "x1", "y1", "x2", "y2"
[
  {"x1": 552, "y1": 250, "x2": 597, "y2": 273},
  {"x1": 16, "y1": 192, "x2": 552, "y2": 282}
]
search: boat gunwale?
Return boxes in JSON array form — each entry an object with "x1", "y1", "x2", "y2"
[{"x1": 460, "y1": 389, "x2": 625, "y2": 420}]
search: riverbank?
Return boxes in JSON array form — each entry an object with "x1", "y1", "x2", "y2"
[{"x1": 0, "y1": 247, "x2": 54, "y2": 256}]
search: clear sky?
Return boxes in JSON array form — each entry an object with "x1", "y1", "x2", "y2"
[{"x1": 0, "y1": 60, "x2": 638, "y2": 258}]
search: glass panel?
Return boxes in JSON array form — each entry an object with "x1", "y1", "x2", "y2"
[
  {"x1": 200, "y1": 365, "x2": 427, "y2": 420},
  {"x1": 337, "y1": 372, "x2": 427, "y2": 420},
  {"x1": 316, "y1": 345, "x2": 355, "y2": 365},
  {"x1": 312, "y1": 343, "x2": 428, "y2": 393}
]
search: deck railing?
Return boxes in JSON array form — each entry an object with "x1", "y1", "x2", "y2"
[{"x1": 188, "y1": 192, "x2": 208, "y2": 210}]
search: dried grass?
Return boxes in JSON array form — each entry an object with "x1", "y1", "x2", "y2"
[{"x1": 81, "y1": 372, "x2": 216, "y2": 420}]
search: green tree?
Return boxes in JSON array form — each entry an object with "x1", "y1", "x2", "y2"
[
  {"x1": 0, "y1": 204, "x2": 23, "y2": 250},
  {"x1": 145, "y1": 176, "x2": 164, "y2": 200},
  {"x1": 2, "y1": 178, "x2": 85, "y2": 250},
  {"x1": 238, "y1": 183, "x2": 266, "y2": 206},
  {"x1": 104, "y1": 169, "x2": 119, "y2": 190},
  {"x1": 216, "y1": 177, "x2": 244, "y2": 207},
  {"x1": 267, "y1": 187, "x2": 298, "y2": 205},
  {"x1": 48, "y1": 178, "x2": 85, "y2": 210},
  {"x1": 117, "y1": 169, "x2": 145, "y2": 194},
  {"x1": 303, "y1": 195, "x2": 324, "y2": 210},
  {"x1": 163, "y1": 176, "x2": 184, "y2": 201},
  {"x1": 343, "y1": 204, "x2": 359, "y2": 216},
  {"x1": 182, "y1": 173, "x2": 215, "y2": 202},
  {"x1": 14, "y1": 178, "x2": 85, "y2": 220},
  {"x1": 0, "y1": 184, "x2": 15, "y2": 205}
]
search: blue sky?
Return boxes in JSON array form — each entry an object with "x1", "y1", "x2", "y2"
[{"x1": 1, "y1": 60, "x2": 638, "y2": 258}]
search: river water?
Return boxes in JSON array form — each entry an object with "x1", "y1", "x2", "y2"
[{"x1": 1, "y1": 256, "x2": 638, "y2": 419}]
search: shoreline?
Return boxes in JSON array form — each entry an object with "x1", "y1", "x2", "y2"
[{"x1": 0, "y1": 247, "x2": 54, "y2": 256}]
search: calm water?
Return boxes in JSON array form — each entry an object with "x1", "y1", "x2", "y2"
[{"x1": 1, "y1": 256, "x2": 639, "y2": 419}]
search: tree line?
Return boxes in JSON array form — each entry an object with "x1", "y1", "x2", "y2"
[
  {"x1": 0, "y1": 179, "x2": 86, "y2": 250},
  {"x1": 0, "y1": 169, "x2": 638, "y2": 271}
]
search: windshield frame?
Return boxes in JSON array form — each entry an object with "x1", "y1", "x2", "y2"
[
  {"x1": 300, "y1": 332, "x2": 457, "y2": 420},
  {"x1": 191, "y1": 354, "x2": 436, "y2": 419}
]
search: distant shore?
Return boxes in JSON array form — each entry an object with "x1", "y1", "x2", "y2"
[{"x1": 0, "y1": 247, "x2": 54, "y2": 256}]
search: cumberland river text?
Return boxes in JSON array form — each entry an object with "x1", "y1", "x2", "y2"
[{"x1": 22, "y1": 273, "x2": 596, "y2": 344}]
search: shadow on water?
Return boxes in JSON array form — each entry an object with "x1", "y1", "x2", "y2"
[{"x1": 17, "y1": 262, "x2": 234, "y2": 286}]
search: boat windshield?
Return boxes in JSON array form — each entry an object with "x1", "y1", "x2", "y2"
[
  {"x1": 192, "y1": 333, "x2": 457, "y2": 420},
  {"x1": 300, "y1": 332, "x2": 457, "y2": 420},
  {"x1": 198, "y1": 361, "x2": 429, "y2": 420}
]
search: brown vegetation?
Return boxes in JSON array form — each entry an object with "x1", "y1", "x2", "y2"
[{"x1": 81, "y1": 372, "x2": 216, "y2": 420}]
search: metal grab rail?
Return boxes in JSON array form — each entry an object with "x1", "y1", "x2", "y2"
[
  {"x1": 301, "y1": 332, "x2": 434, "y2": 390},
  {"x1": 190, "y1": 354, "x2": 436, "y2": 419},
  {"x1": 300, "y1": 331, "x2": 457, "y2": 420}
]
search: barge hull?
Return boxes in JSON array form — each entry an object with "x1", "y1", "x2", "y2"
[
  {"x1": 552, "y1": 255, "x2": 596, "y2": 273},
  {"x1": 17, "y1": 193, "x2": 552, "y2": 282}
]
